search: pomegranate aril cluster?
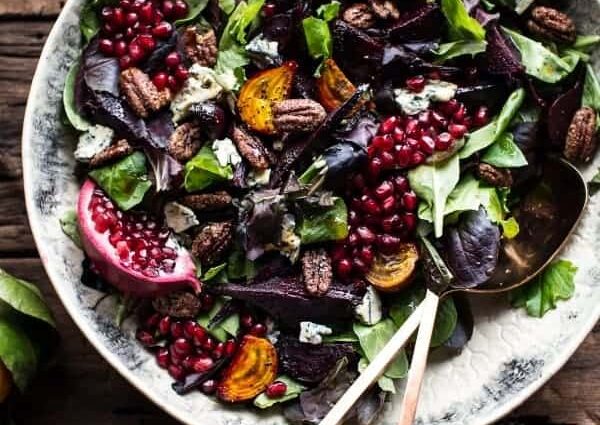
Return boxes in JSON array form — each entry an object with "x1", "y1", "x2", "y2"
[
  {"x1": 89, "y1": 189, "x2": 177, "y2": 277},
  {"x1": 151, "y1": 51, "x2": 189, "y2": 91}
]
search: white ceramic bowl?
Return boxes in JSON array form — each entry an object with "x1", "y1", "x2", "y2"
[{"x1": 22, "y1": 1, "x2": 600, "y2": 424}]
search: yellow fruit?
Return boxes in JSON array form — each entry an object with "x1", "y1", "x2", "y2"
[
  {"x1": 0, "y1": 360, "x2": 12, "y2": 403},
  {"x1": 366, "y1": 243, "x2": 419, "y2": 292}
]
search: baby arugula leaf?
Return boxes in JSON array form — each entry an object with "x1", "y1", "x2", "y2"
[
  {"x1": 434, "y1": 40, "x2": 487, "y2": 63},
  {"x1": 353, "y1": 320, "x2": 408, "y2": 379},
  {"x1": 254, "y1": 375, "x2": 306, "y2": 408},
  {"x1": 509, "y1": 260, "x2": 577, "y2": 317},
  {"x1": 582, "y1": 64, "x2": 600, "y2": 111},
  {"x1": 441, "y1": 0, "x2": 486, "y2": 41}
]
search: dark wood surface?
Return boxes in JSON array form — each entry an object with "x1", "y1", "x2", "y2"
[{"x1": 0, "y1": 3, "x2": 597, "y2": 424}]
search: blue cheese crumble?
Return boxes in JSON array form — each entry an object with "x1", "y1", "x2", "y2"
[
  {"x1": 74, "y1": 125, "x2": 114, "y2": 162},
  {"x1": 212, "y1": 138, "x2": 242, "y2": 167},
  {"x1": 164, "y1": 202, "x2": 199, "y2": 233},
  {"x1": 299, "y1": 321, "x2": 332, "y2": 345},
  {"x1": 394, "y1": 80, "x2": 458, "y2": 115},
  {"x1": 354, "y1": 286, "x2": 383, "y2": 325}
]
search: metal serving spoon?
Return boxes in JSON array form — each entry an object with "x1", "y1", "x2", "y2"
[{"x1": 321, "y1": 156, "x2": 588, "y2": 425}]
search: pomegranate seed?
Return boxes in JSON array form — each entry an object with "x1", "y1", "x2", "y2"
[
  {"x1": 224, "y1": 339, "x2": 237, "y2": 356},
  {"x1": 102, "y1": 22, "x2": 117, "y2": 35},
  {"x1": 410, "y1": 151, "x2": 426, "y2": 166},
  {"x1": 168, "y1": 364, "x2": 185, "y2": 380},
  {"x1": 393, "y1": 127, "x2": 405, "y2": 143},
  {"x1": 165, "y1": 51, "x2": 181, "y2": 68},
  {"x1": 212, "y1": 342, "x2": 225, "y2": 359},
  {"x1": 418, "y1": 110, "x2": 431, "y2": 126},
  {"x1": 356, "y1": 226, "x2": 376, "y2": 244},
  {"x1": 128, "y1": 42, "x2": 145, "y2": 62},
  {"x1": 202, "y1": 336, "x2": 215, "y2": 351},
  {"x1": 152, "y1": 71, "x2": 169, "y2": 89},
  {"x1": 378, "y1": 234, "x2": 402, "y2": 254},
  {"x1": 125, "y1": 11, "x2": 139, "y2": 26},
  {"x1": 119, "y1": 54, "x2": 133, "y2": 68},
  {"x1": 175, "y1": 65, "x2": 189, "y2": 82},
  {"x1": 183, "y1": 320, "x2": 199, "y2": 339},
  {"x1": 379, "y1": 116, "x2": 399, "y2": 134},
  {"x1": 191, "y1": 356, "x2": 214, "y2": 373},
  {"x1": 167, "y1": 75, "x2": 179, "y2": 90},
  {"x1": 435, "y1": 132, "x2": 453, "y2": 151},
  {"x1": 352, "y1": 257, "x2": 370, "y2": 274},
  {"x1": 379, "y1": 151, "x2": 395, "y2": 169},
  {"x1": 359, "y1": 245, "x2": 374, "y2": 265},
  {"x1": 136, "y1": 330, "x2": 155, "y2": 346},
  {"x1": 201, "y1": 379, "x2": 217, "y2": 394},
  {"x1": 438, "y1": 99, "x2": 459, "y2": 116},
  {"x1": 250, "y1": 323, "x2": 267, "y2": 337},
  {"x1": 101, "y1": 6, "x2": 114, "y2": 21},
  {"x1": 114, "y1": 40, "x2": 128, "y2": 57},
  {"x1": 347, "y1": 232, "x2": 360, "y2": 247},
  {"x1": 170, "y1": 321, "x2": 184, "y2": 338},
  {"x1": 453, "y1": 104, "x2": 467, "y2": 123},
  {"x1": 394, "y1": 145, "x2": 412, "y2": 168},
  {"x1": 374, "y1": 181, "x2": 394, "y2": 200},
  {"x1": 403, "y1": 213, "x2": 417, "y2": 233},
  {"x1": 406, "y1": 75, "x2": 426, "y2": 92},
  {"x1": 98, "y1": 38, "x2": 114, "y2": 55},
  {"x1": 393, "y1": 175, "x2": 410, "y2": 193},
  {"x1": 161, "y1": 0, "x2": 175, "y2": 17},
  {"x1": 382, "y1": 214, "x2": 402, "y2": 233},
  {"x1": 262, "y1": 2, "x2": 277, "y2": 18},
  {"x1": 116, "y1": 240, "x2": 129, "y2": 260},
  {"x1": 111, "y1": 7, "x2": 125, "y2": 27},
  {"x1": 156, "y1": 347, "x2": 170, "y2": 368},
  {"x1": 361, "y1": 196, "x2": 381, "y2": 216},
  {"x1": 157, "y1": 315, "x2": 170, "y2": 335},
  {"x1": 381, "y1": 196, "x2": 396, "y2": 215},
  {"x1": 419, "y1": 135, "x2": 435, "y2": 155},
  {"x1": 372, "y1": 135, "x2": 394, "y2": 152},
  {"x1": 201, "y1": 293, "x2": 215, "y2": 311},
  {"x1": 352, "y1": 174, "x2": 367, "y2": 190},
  {"x1": 121, "y1": 0, "x2": 133, "y2": 10},
  {"x1": 448, "y1": 124, "x2": 468, "y2": 139},
  {"x1": 367, "y1": 157, "x2": 382, "y2": 179},
  {"x1": 174, "y1": 0, "x2": 189, "y2": 18},
  {"x1": 473, "y1": 106, "x2": 489, "y2": 127},
  {"x1": 144, "y1": 312, "x2": 161, "y2": 330},
  {"x1": 348, "y1": 210, "x2": 361, "y2": 227},
  {"x1": 140, "y1": 2, "x2": 155, "y2": 22},
  {"x1": 240, "y1": 314, "x2": 254, "y2": 329},
  {"x1": 192, "y1": 326, "x2": 207, "y2": 346},
  {"x1": 402, "y1": 191, "x2": 418, "y2": 211},
  {"x1": 137, "y1": 34, "x2": 156, "y2": 51},
  {"x1": 173, "y1": 338, "x2": 192, "y2": 356},
  {"x1": 266, "y1": 381, "x2": 288, "y2": 398},
  {"x1": 367, "y1": 144, "x2": 377, "y2": 159},
  {"x1": 336, "y1": 258, "x2": 353, "y2": 278},
  {"x1": 404, "y1": 119, "x2": 420, "y2": 138},
  {"x1": 152, "y1": 21, "x2": 173, "y2": 38},
  {"x1": 431, "y1": 111, "x2": 447, "y2": 128}
]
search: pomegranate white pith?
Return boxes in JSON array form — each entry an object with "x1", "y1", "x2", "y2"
[{"x1": 77, "y1": 179, "x2": 201, "y2": 296}]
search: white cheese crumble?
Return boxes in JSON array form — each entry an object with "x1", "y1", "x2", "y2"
[
  {"x1": 212, "y1": 138, "x2": 242, "y2": 167},
  {"x1": 164, "y1": 202, "x2": 199, "y2": 233},
  {"x1": 248, "y1": 168, "x2": 271, "y2": 187},
  {"x1": 74, "y1": 125, "x2": 114, "y2": 162},
  {"x1": 245, "y1": 34, "x2": 280, "y2": 68},
  {"x1": 171, "y1": 64, "x2": 225, "y2": 122},
  {"x1": 394, "y1": 80, "x2": 458, "y2": 115},
  {"x1": 299, "y1": 321, "x2": 332, "y2": 345},
  {"x1": 354, "y1": 286, "x2": 383, "y2": 325},
  {"x1": 279, "y1": 213, "x2": 301, "y2": 263}
]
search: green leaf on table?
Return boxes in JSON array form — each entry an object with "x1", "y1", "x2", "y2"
[
  {"x1": 254, "y1": 375, "x2": 306, "y2": 408},
  {"x1": 297, "y1": 197, "x2": 348, "y2": 245},
  {"x1": 302, "y1": 17, "x2": 333, "y2": 60},
  {"x1": 59, "y1": 210, "x2": 82, "y2": 248},
  {"x1": 460, "y1": 87, "x2": 525, "y2": 159},
  {"x1": 408, "y1": 154, "x2": 460, "y2": 238},
  {"x1": 509, "y1": 260, "x2": 577, "y2": 317},
  {"x1": 353, "y1": 320, "x2": 408, "y2": 379},
  {"x1": 175, "y1": 0, "x2": 210, "y2": 25},
  {"x1": 481, "y1": 133, "x2": 528, "y2": 168},
  {"x1": 434, "y1": 40, "x2": 487, "y2": 63},
  {"x1": 63, "y1": 62, "x2": 91, "y2": 132},
  {"x1": 358, "y1": 357, "x2": 396, "y2": 393},
  {"x1": 503, "y1": 27, "x2": 579, "y2": 83},
  {"x1": 582, "y1": 64, "x2": 600, "y2": 111},
  {"x1": 89, "y1": 151, "x2": 152, "y2": 211},
  {"x1": 0, "y1": 319, "x2": 38, "y2": 392},
  {"x1": 441, "y1": 0, "x2": 486, "y2": 41},
  {"x1": 184, "y1": 145, "x2": 234, "y2": 192},
  {"x1": 0, "y1": 269, "x2": 55, "y2": 329},
  {"x1": 197, "y1": 298, "x2": 240, "y2": 341},
  {"x1": 317, "y1": 1, "x2": 341, "y2": 22}
]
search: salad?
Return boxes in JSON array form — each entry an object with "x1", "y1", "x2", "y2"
[{"x1": 61, "y1": 0, "x2": 599, "y2": 421}]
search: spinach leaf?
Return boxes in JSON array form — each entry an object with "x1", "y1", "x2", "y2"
[
  {"x1": 353, "y1": 320, "x2": 408, "y2": 379},
  {"x1": 254, "y1": 375, "x2": 306, "y2": 408},
  {"x1": 418, "y1": 173, "x2": 481, "y2": 223},
  {"x1": 201, "y1": 263, "x2": 227, "y2": 282},
  {"x1": 175, "y1": 0, "x2": 210, "y2": 25},
  {"x1": 317, "y1": 1, "x2": 341, "y2": 22},
  {"x1": 503, "y1": 27, "x2": 579, "y2": 83},
  {"x1": 408, "y1": 154, "x2": 461, "y2": 238},
  {"x1": 582, "y1": 64, "x2": 600, "y2": 111},
  {"x1": 481, "y1": 132, "x2": 528, "y2": 168},
  {"x1": 302, "y1": 17, "x2": 333, "y2": 60},
  {"x1": 0, "y1": 319, "x2": 37, "y2": 392},
  {"x1": 184, "y1": 145, "x2": 234, "y2": 192},
  {"x1": 509, "y1": 260, "x2": 577, "y2": 317},
  {"x1": 358, "y1": 357, "x2": 396, "y2": 393},
  {"x1": 197, "y1": 297, "x2": 240, "y2": 341},
  {"x1": 226, "y1": 248, "x2": 257, "y2": 280},
  {"x1": 89, "y1": 151, "x2": 152, "y2": 211},
  {"x1": 227, "y1": 0, "x2": 265, "y2": 46},
  {"x1": 219, "y1": 0, "x2": 236, "y2": 14},
  {"x1": 460, "y1": 87, "x2": 525, "y2": 159},
  {"x1": 297, "y1": 198, "x2": 348, "y2": 245},
  {"x1": 63, "y1": 62, "x2": 91, "y2": 131},
  {"x1": 434, "y1": 40, "x2": 487, "y2": 63},
  {"x1": 479, "y1": 187, "x2": 520, "y2": 238},
  {"x1": 59, "y1": 210, "x2": 82, "y2": 248},
  {"x1": 441, "y1": 0, "x2": 486, "y2": 41},
  {"x1": 80, "y1": 0, "x2": 118, "y2": 43}
]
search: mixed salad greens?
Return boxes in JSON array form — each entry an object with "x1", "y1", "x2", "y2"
[{"x1": 61, "y1": 0, "x2": 599, "y2": 421}]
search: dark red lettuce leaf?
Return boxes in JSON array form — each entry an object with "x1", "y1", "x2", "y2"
[
  {"x1": 382, "y1": 44, "x2": 460, "y2": 83},
  {"x1": 80, "y1": 38, "x2": 120, "y2": 96},
  {"x1": 388, "y1": 3, "x2": 444, "y2": 42},
  {"x1": 485, "y1": 25, "x2": 524, "y2": 80},
  {"x1": 332, "y1": 21, "x2": 384, "y2": 83}
]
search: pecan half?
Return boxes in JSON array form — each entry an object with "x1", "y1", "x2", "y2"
[
  {"x1": 152, "y1": 291, "x2": 201, "y2": 318},
  {"x1": 168, "y1": 122, "x2": 202, "y2": 162},
  {"x1": 342, "y1": 3, "x2": 375, "y2": 29},
  {"x1": 272, "y1": 99, "x2": 327, "y2": 133},
  {"x1": 120, "y1": 68, "x2": 171, "y2": 118},
  {"x1": 182, "y1": 26, "x2": 218, "y2": 67},
  {"x1": 89, "y1": 139, "x2": 134, "y2": 168},
  {"x1": 527, "y1": 6, "x2": 576, "y2": 44},
  {"x1": 369, "y1": 0, "x2": 399, "y2": 20},
  {"x1": 477, "y1": 163, "x2": 513, "y2": 187},
  {"x1": 192, "y1": 221, "x2": 233, "y2": 267},
  {"x1": 231, "y1": 125, "x2": 270, "y2": 169},
  {"x1": 564, "y1": 106, "x2": 597, "y2": 162},
  {"x1": 180, "y1": 191, "x2": 233, "y2": 212},
  {"x1": 301, "y1": 249, "x2": 332, "y2": 297}
]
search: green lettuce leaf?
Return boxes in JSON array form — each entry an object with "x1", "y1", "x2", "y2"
[
  {"x1": 89, "y1": 151, "x2": 152, "y2": 211},
  {"x1": 434, "y1": 40, "x2": 487, "y2": 63},
  {"x1": 302, "y1": 17, "x2": 333, "y2": 60},
  {"x1": 441, "y1": 0, "x2": 486, "y2": 41},
  {"x1": 80, "y1": 0, "x2": 117, "y2": 43},
  {"x1": 582, "y1": 64, "x2": 600, "y2": 111},
  {"x1": 175, "y1": 0, "x2": 210, "y2": 25},
  {"x1": 358, "y1": 357, "x2": 396, "y2": 393},
  {"x1": 298, "y1": 197, "x2": 348, "y2": 245},
  {"x1": 184, "y1": 145, "x2": 234, "y2": 192},
  {"x1": 509, "y1": 260, "x2": 577, "y2": 317},
  {"x1": 418, "y1": 173, "x2": 480, "y2": 223},
  {"x1": 479, "y1": 187, "x2": 520, "y2": 238},
  {"x1": 226, "y1": 248, "x2": 257, "y2": 280},
  {"x1": 317, "y1": 1, "x2": 341, "y2": 22},
  {"x1": 227, "y1": 0, "x2": 265, "y2": 46},
  {"x1": 197, "y1": 297, "x2": 240, "y2": 341},
  {"x1": 353, "y1": 320, "x2": 408, "y2": 379},
  {"x1": 59, "y1": 210, "x2": 82, "y2": 248},
  {"x1": 201, "y1": 263, "x2": 227, "y2": 282},
  {"x1": 63, "y1": 62, "x2": 91, "y2": 131},
  {"x1": 219, "y1": 0, "x2": 236, "y2": 14},
  {"x1": 254, "y1": 375, "x2": 306, "y2": 408},
  {"x1": 481, "y1": 132, "x2": 528, "y2": 168}
]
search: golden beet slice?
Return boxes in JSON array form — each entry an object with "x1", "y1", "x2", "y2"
[
  {"x1": 366, "y1": 243, "x2": 419, "y2": 292},
  {"x1": 237, "y1": 61, "x2": 298, "y2": 135},
  {"x1": 217, "y1": 335, "x2": 278, "y2": 403},
  {"x1": 316, "y1": 59, "x2": 357, "y2": 112},
  {"x1": 0, "y1": 360, "x2": 12, "y2": 403}
]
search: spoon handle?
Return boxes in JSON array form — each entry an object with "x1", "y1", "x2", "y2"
[
  {"x1": 320, "y1": 300, "x2": 426, "y2": 425},
  {"x1": 397, "y1": 290, "x2": 440, "y2": 425}
]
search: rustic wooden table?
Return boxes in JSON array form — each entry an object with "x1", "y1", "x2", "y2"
[{"x1": 0, "y1": 1, "x2": 598, "y2": 424}]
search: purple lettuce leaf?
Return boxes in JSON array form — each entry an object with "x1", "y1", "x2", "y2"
[{"x1": 484, "y1": 24, "x2": 524, "y2": 80}]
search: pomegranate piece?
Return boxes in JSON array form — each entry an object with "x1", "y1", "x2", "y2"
[
  {"x1": 265, "y1": 381, "x2": 288, "y2": 399},
  {"x1": 77, "y1": 179, "x2": 201, "y2": 297}
]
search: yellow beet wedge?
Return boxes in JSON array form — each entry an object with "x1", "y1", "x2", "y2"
[
  {"x1": 217, "y1": 335, "x2": 278, "y2": 403},
  {"x1": 316, "y1": 59, "x2": 357, "y2": 112},
  {"x1": 0, "y1": 360, "x2": 12, "y2": 403},
  {"x1": 366, "y1": 243, "x2": 419, "y2": 292}
]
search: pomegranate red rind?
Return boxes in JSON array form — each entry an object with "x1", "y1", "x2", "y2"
[{"x1": 77, "y1": 179, "x2": 201, "y2": 297}]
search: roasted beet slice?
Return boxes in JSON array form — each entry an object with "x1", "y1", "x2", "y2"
[
  {"x1": 388, "y1": 3, "x2": 444, "y2": 42},
  {"x1": 210, "y1": 276, "x2": 361, "y2": 328},
  {"x1": 382, "y1": 44, "x2": 460, "y2": 83},
  {"x1": 485, "y1": 25, "x2": 524, "y2": 80},
  {"x1": 277, "y1": 336, "x2": 356, "y2": 385},
  {"x1": 332, "y1": 20, "x2": 384, "y2": 83}
]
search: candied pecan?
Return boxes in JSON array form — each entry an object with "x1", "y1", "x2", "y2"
[
  {"x1": 231, "y1": 125, "x2": 271, "y2": 169},
  {"x1": 564, "y1": 106, "x2": 597, "y2": 162},
  {"x1": 272, "y1": 99, "x2": 327, "y2": 133},
  {"x1": 369, "y1": 0, "x2": 399, "y2": 20},
  {"x1": 152, "y1": 291, "x2": 201, "y2": 318},
  {"x1": 192, "y1": 221, "x2": 233, "y2": 267},
  {"x1": 168, "y1": 122, "x2": 202, "y2": 162},
  {"x1": 120, "y1": 67, "x2": 171, "y2": 118},
  {"x1": 89, "y1": 139, "x2": 134, "y2": 168},
  {"x1": 182, "y1": 26, "x2": 218, "y2": 67},
  {"x1": 527, "y1": 6, "x2": 576, "y2": 44},
  {"x1": 301, "y1": 249, "x2": 332, "y2": 297},
  {"x1": 342, "y1": 3, "x2": 375, "y2": 29},
  {"x1": 477, "y1": 163, "x2": 513, "y2": 187},
  {"x1": 180, "y1": 191, "x2": 233, "y2": 212}
]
